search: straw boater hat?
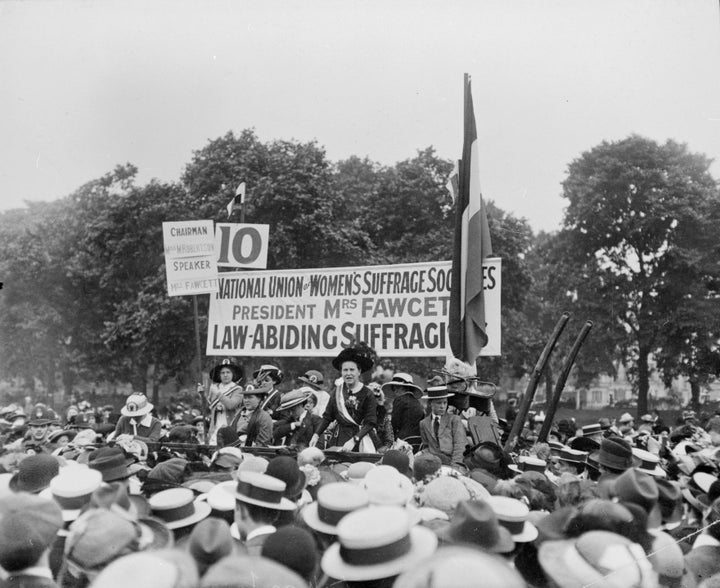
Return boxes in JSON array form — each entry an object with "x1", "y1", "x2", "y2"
[
  {"x1": 382, "y1": 373, "x2": 423, "y2": 397},
  {"x1": 232, "y1": 471, "x2": 296, "y2": 511},
  {"x1": 121, "y1": 393, "x2": 154, "y2": 418},
  {"x1": 632, "y1": 447, "x2": 666, "y2": 478},
  {"x1": 509, "y1": 456, "x2": 548, "y2": 475},
  {"x1": 148, "y1": 488, "x2": 212, "y2": 530},
  {"x1": 321, "y1": 505, "x2": 438, "y2": 582},
  {"x1": 40, "y1": 466, "x2": 103, "y2": 522},
  {"x1": 581, "y1": 423, "x2": 603, "y2": 437},
  {"x1": 421, "y1": 385, "x2": 454, "y2": 401},
  {"x1": 486, "y1": 496, "x2": 538, "y2": 543},
  {"x1": 209, "y1": 358, "x2": 243, "y2": 383},
  {"x1": 298, "y1": 369, "x2": 325, "y2": 390},
  {"x1": 331, "y1": 341, "x2": 376, "y2": 373},
  {"x1": 302, "y1": 482, "x2": 370, "y2": 535}
]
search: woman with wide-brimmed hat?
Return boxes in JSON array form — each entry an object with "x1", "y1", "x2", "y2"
[
  {"x1": 111, "y1": 394, "x2": 163, "y2": 442},
  {"x1": 197, "y1": 358, "x2": 244, "y2": 445},
  {"x1": 310, "y1": 341, "x2": 378, "y2": 453}
]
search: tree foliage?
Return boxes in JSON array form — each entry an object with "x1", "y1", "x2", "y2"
[{"x1": 548, "y1": 135, "x2": 720, "y2": 414}]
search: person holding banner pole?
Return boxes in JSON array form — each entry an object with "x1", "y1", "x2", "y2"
[
  {"x1": 197, "y1": 359, "x2": 244, "y2": 445},
  {"x1": 309, "y1": 341, "x2": 378, "y2": 453}
]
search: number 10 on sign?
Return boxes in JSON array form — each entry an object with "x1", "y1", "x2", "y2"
[{"x1": 215, "y1": 223, "x2": 270, "y2": 269}]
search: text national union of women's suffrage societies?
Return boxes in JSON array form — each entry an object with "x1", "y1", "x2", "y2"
[{"x1": 207, "y1": 260, "x2": 501, "y2": 358}]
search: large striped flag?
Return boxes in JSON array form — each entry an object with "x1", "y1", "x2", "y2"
[{"x1": 448, "y1": 74, "x2": 493, "y2": 364}]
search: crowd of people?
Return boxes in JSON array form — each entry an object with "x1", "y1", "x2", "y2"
[{"x1": 2, "y1": 341, "x2": 720, "y2": 587}]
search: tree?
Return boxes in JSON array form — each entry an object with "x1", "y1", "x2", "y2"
[{"x1": 553, "y1": 135, "x2": 720, "y2": 415}]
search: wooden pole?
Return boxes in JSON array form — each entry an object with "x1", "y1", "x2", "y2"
[
  {"x1": 504, "y1": 313, "x2": 570, "y2": 452},
  {"x1": 537, "y1": 320, "x2": 593, "y2": 443},
  {"x1": 192, "y1": 294, "x2": 202, "y2": 381}
]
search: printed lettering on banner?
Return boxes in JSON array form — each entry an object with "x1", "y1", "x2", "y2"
[
  {"x1": 206, "y1": 259, "x2": 501, "y2": 357},
  {"x1": 163, "y1": 220, "x2": 219, "y2": 296}
]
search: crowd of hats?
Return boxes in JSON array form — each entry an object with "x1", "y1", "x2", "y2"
[{"x1": 6, "y1": 387, "x2": 720, "y2": 587}]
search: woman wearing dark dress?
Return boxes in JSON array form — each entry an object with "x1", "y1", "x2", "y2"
[{"x1": 310, "y1": 342, "x2": 378, "y2": 452}]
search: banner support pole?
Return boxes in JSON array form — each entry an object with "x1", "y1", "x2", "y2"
[{"x1": 193, "y1": 294, "x2": 202, "y2": 381}]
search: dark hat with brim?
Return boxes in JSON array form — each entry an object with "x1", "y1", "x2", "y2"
[
  {"x1": 240, "y1": 382, "x2": 273, "y2": 396},
  {"x1": 252, "y1": 364, "x2": 283, "y2": 384},
  {"x1": 440, "y1": 499, "x2": 515, "y2": 554},
  {"x1": 48, "y1": 429, "x2": 77, "y2": 444},
  {"x1": 589, "y1": 436, "x2": 634, "y2": 471},
  {"x1": 298, "y1": 369, "x2": 324, "y2": 390},
  {"x1": 88, "y1": 447, "x2": 133, "y2": 482},
  {"x1": 331, "y1": 342, "x2": 376, "y2": 373},
  {"x1": 210, "y1": 359, "x2": 244, "y2": 383},
  {"x1": 8, "y1": 454, "x2": 60, "y2": 494}
]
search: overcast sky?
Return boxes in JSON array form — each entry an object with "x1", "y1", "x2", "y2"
[{"x1": 1, "y1": 0, "x2": 718, "y2": 232}]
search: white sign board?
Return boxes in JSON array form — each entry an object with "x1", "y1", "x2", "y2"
[
  {"x1": 162, "y1": 220, "x2": 218, "y2": 296},
  {"x1": 215, "y1": 223, "x2": 270, "y2": 269},
  {"x1": 206, "y1": 259, "x2": 501, "y2": 357}
]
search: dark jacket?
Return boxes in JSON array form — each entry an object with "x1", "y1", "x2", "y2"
[
  {"x1": 273, "y1": 411, "x2": 321, "y2": 449},
  {"x1": 391, "y1": 392, "x2": 424, "y2": 442}
]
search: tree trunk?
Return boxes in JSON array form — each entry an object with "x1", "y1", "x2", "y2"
[
  {"x1": 637, "y1": 345, "x2": 650, "y2": 418},
  {"x1": 690, "y1": 379, "x2": 701, "y2": 412}
]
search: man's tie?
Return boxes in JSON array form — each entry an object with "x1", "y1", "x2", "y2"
[{"x1": 433, "y1": 416, "x2": 440, "y2": 439}]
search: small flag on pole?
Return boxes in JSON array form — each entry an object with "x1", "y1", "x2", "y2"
[
  {"x1": 448, "y1": 74, "x2": 493, "y2": 364},
  {"x1": 225, "y1": 182, "x2": 246, "y2": 218}
]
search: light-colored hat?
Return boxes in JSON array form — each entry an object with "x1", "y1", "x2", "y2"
[
  {"x1": 149, "y1": 488, "x2": 212, "y2": 530},
  {"x1": 508, "y1": 455, "x2": 548, "y2": 475},
  {"x1": 693, "y1": 472, "x2": 718, "y2": 494},
  {"x1": 233, "y1": 471, "x2": 296, "y2": 511},
  {"x1": 632, "y1": 447, "x2": 666, "y2": 478},
  {"x1": 421, "y1": 386, "x2": 454, "y2": 401},
  {"x1": 302, "y1": 482, "x2": 370, "y2": 535},
  {"x1": 344, "y1": 461, "x2": 376, "y2": 484},
  {"x1": 206, "y1": 481, "x2": 236, "y2": 513},
  {"x1": 619, "y1": 412, "x2": 634, "y2": 424},
  {"x1": 486, "y1": 496, "x2": 538, "y2": 542},
  {"x1": 40, "y1": 466, "x2": 103, "y2": 522},
  {"x1": 394, "y1": 546, "x2": 526, "y2": 588},
  {"x1": 538, "y1": 531, "x2": 656, "y2": 588},
  {"x1": 321, "y1": 506, "x2": 437, "y2": 582},
  {"x1": 363, "y1": 465, "x2": 414, "y2": 507},
  {"x1": 277, "y1": 388, "x2": 313, "y2": 412},
  {"x1": 381, "y1": 373, "x2": 422, "y2": 397},
  {"x1": 121, "y1": 393, "x2": 154, "y2": 417}
]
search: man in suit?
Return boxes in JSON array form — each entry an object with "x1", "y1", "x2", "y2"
[
  {"x1": 419, "y1": 385, "x2": 467, "y2": 470},
  {"x1": 272, "y1": 388, "x2": 321, "y2": 450}
]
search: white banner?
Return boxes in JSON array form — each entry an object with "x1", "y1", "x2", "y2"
[
  {"x1": 215, "y1": 223, "x2": 269, "y2": 269},
  {"x1": 206, "y1": 259, "x2": 501, "y2": 357},
  {"x1": 162, "y1": 220, "x2": 218, "y2": 296}
]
